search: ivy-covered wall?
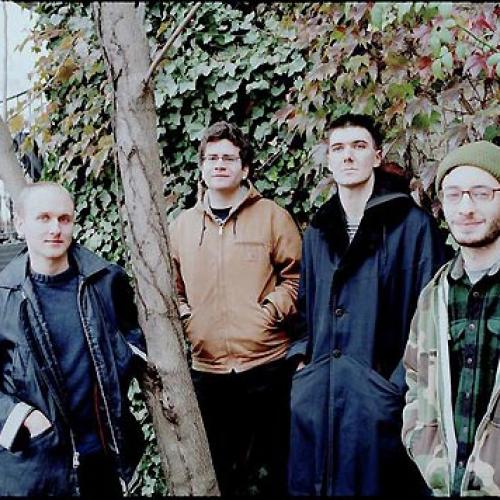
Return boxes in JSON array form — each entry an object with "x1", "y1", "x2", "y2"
[{"x1": 9, "y1": 1, "x2": 499, "y2": 494}]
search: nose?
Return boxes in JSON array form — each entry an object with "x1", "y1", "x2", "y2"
[
  {"x1": 342, "y1": 146, "x2": 354, "y2": 161},
  {"x1": 457, "y1": 192, "x2": 475, "y2": 214},
  {"x1": 48, "y1": 219, "x2": 61, "y2": 233},
  {"x1": 213, "y1": 159, "x2": 226, "y2": 170}
]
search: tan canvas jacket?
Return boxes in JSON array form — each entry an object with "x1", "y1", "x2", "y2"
[
  {"x1": 169, "y1": 183, "x2": 301, "y2": 373},
  {"x1": 402, "y1": 261, "x2": 500, "y2": 496}
]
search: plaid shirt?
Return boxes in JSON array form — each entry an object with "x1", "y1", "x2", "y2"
[{"x1": 447, "y1": 253, "x2": 500, "y2": 495}]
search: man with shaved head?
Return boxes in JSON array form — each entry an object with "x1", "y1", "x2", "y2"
[{"x1": 0, "y1": 182, "x2": 147, "y2": 496}]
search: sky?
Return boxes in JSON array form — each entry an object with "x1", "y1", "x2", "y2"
[{"x1": 1, "y1": 1, "x2": 39, "y2": 116}]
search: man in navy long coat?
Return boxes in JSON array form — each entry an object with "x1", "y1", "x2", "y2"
[{"x1": 287, "y1": 114, "x2": 449, "y2": 495}]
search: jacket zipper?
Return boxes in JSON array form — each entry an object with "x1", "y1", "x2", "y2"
[
  {"x1": 77, "y1": 279, "x2": 125, "y2": 494},
  {"x1": 21, "y1": 290, "x2": 81, "y2": 492}
]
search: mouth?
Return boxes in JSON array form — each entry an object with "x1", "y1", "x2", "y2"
[
  {"x1": 45, "y1": 240, "x2": 64, "y2": 244},
  {"x1": 455, "y1": 221, "x2": 484, "y2": 229}
]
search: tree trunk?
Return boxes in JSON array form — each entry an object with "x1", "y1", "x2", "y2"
[
  {"x1": 92, "y1": 2, "x2": 218, "y2": 496},
  {"x1": 0, "y1": 118, "x2": 28, "y2": 202}
]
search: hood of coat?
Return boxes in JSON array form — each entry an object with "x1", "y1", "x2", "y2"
[
  {"x1": 311, "y1": 170, "x2": 414, "y2": 257},
  {"x1": 196, "y1": 180, "x2": 263, "y2": 218},
  {"x1": 194, "y1": 181, "x2": 263, "y2": 246},
  {"x1": 0, "y1": 242, "x2": 111, "y2": 290}
]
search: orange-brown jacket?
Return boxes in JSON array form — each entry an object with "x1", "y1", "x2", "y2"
[{"x1": 169, "y1": 183, "x2": 301, "y2": 373}]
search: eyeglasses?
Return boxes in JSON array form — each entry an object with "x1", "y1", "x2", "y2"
[
  {"x1": 439, "y1": 186, "x2": 500, "y2": 205},
  {"x1": 202, "y1": 154, "x2": 241, "y2": 165}
]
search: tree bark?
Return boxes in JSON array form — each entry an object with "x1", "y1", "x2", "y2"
[
  {"x1": 0, "y1": 117, "x2": 28, "y2": 202},
  {"x1": 92, "y1": 2, "x2": 219, "y2": 496}
]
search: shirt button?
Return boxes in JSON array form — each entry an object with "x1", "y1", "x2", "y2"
[
  {"x1": 469, "y1": 323, "x2": 475, "y2": 331},
  {"x1": 463, "y1": 426, "x2": 468, "y2": 433},
  {"x1": 472, "y1": 291, "x2": 480, "y2": 298},
  {"x1": 467, "y1": 357, "x2": 473, "y2": 365},
  {"x1": 332, "y1": 349, "x2": 342, "y2": 358},
  {"x1": 334, "y1": 307, "x2": 344, "y2": 317},
  {"x1": 458, "y1": 461, "x2": 465, "y2": 468},
  {"x1": 465, "y1": 392, "x2": 471, "y2": 399}
]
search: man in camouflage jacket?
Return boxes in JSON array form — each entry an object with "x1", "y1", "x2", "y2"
[{"x1": 402, "y1": 141, "x2": 500, "y2": 496}]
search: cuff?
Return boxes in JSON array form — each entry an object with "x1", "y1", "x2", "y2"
[
  {"x1": 128, "y1": 343, "x2": 148, "y2": 363},
  {"x1": 179, "y1": 303, "x2": 192, "y2": 320},
  {"x1": 262, "y1": 298, "x2": 284, "y2": 322},
  {"x1": 0, "y1": 402, "x2": 34, "y2": 450}
]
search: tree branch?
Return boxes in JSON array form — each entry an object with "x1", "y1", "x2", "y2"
[
  {"x1": 455, "y1": 22, "x2": 499, "y2": 53},
  {"x1": 143, "y1": 2, "x2": 202, "y2": 88},
  {"x1": 2, "y1": 2, "x2": 8, "y2": 121}
]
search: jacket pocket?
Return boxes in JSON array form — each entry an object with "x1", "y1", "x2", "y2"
[
  {"x1": 289, "y1": 355, "x2": 330, "y2": 495},
  {"x1": 0, "y1": 425, "x2": 70, "y2": 495},
  {"x1": 407, "y1": 421, "x2": 448, "y2": 492},
  {"x1": 235, "y1": 241, "x2": 270, "y2": 263},
  {"x1": 349, "y1": 354, "x2": 403, "y2": 399},
  {"x1": 467, "y1": 420, "x2": 500, "y2": 494},
  {"x1": 257, "y1": 302, "x2": 279, "y2": 332}
]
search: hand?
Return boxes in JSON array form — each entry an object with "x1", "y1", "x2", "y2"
[
  {"x1": 23, "y1": 410, "x2": 52, "y2": 438},
  {"x1": 181, "y1": 313, "x2": 192, "y2": 329}
]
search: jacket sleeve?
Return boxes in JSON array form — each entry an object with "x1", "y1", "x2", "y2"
[
  {"x1": 110, "y1": 267, "x2": 147, "y2": 364},
  {"x1": 169, "y1": 218, "x2": 192, "y2": 319},
  {"x1": 0, "y1": 395, "x2": 33, "y2": 451},
  {"x1": 286, "y1": 230, "x2": 310, "y2": 361},
  {"x1": 262, "y1": 207, "x2": 302, "y2": 323},
  {"x1": 401, "y1": 308, "x2": 420, "y2": 458},
  {"x1": 389, "y1": 213, "x2": 449, "y2": 390}
]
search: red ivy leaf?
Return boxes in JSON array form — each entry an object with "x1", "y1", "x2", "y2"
[
  {"x1": 463, "y1": 53, "x2": 488, "y2": 78},
  {"x1": 471, "y1": 14, "x2": 495, "y2": 32},
  {"x1": 417, "y1": 56, "x2": 432, "y2": 70}
]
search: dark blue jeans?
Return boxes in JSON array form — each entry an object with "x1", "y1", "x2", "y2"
[{"x1": 191, "y1": 357, "x2": 295, "y2": 497}]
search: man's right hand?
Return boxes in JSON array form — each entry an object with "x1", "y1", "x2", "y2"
[{"x1": 23, "y1": 410, "x2": 52, "y2": 438}]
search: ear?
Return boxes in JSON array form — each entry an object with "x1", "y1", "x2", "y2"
[
  {"x1": 242, "y1": 165, "x2": 250, "y2": 180},
  {"x1": 373, "y1": 149, "x2": 382, "y2": 168},
  {"x1": 14, "y1": 213, "x2": 24, "y2": 238}
]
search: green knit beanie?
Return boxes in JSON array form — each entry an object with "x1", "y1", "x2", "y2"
[{"x1": 435, "y1": 140, "x2": 500, "y2": 191}]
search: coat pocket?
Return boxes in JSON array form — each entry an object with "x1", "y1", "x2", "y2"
[
  {"x1": 289, "y1": 355, "x2": 330, "y2": 495},
  {"x1": 0, "y1": 425, "x2": 70, "y2": 495},
  {"x1": 467, "y1": 420, "x2": 500, "y2": 494},
  {"x1": 407, "y1": 421, "x2": 448, "y2": 493}
]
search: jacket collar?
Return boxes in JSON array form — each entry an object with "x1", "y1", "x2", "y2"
[
  {"x1": 311, "y1": 170, "x2": 413, "y2": 256},
  {"x1": 197, "y1": 181, "x2": 261, "y2": 218},
  {"x1": 0, "y1": 242, "x2": 110, "y2": 289}
]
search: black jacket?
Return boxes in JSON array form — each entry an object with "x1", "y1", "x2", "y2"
[
  {"x1": 0, "y1": 244, "x2": 146, "y2": 495},
  {"x1": 287, "y1": 171, "x2": 449, "y2": 495}
]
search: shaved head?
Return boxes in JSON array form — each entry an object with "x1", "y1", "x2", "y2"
[{"x1": 15, "y1": 182, "x2": 74, "y2": 217}]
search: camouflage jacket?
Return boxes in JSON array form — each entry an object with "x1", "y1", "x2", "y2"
[{"x1": 402, "y1": 261, "x2": 500, "y2": 496}]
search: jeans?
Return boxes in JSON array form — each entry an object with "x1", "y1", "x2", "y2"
[{"x1": 191, "y1": 357, "x2": 294, "y2": 496}]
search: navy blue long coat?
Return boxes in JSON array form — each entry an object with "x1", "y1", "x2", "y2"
[{"x1": 287, "y1": 172, "x2": 449, "y2": 496}]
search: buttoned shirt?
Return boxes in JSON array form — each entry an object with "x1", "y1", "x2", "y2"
[{"x1": 447, "y1": 252, "x2": 500, "y2": 494}]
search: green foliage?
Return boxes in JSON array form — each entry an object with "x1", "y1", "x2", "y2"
[{"x1": 16, "y1": 0, "x2": 499, "y2": 493}]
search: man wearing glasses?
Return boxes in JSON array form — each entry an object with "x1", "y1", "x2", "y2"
[
  {"x1": 403, "y1": 140, "x2": 500, "y2": 496},
  {"x1": 169, "y1": 121, "x2": 301, "y2": 496}
]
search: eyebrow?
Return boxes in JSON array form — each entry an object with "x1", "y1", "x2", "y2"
[
  {"x1": 443, "y1": 184, "x2": 497, "y2": 189},
  {"x1": 330, "y1": 140, "x2": 370, "y2": 146}
]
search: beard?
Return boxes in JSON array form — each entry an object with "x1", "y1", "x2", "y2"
[{"x1": 451, "y1": 214, "x2": 500, "y2": 248}]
